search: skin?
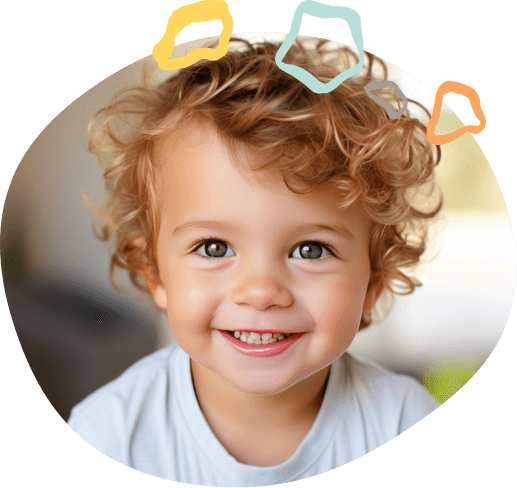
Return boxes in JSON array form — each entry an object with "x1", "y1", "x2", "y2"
[{"x1": 142, "y1": 122, "x2": 381, "y2": 466}]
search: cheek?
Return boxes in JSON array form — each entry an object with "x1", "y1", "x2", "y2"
[
  {"x1": 186, "y1": 287, "x2": 208, "y2": 307},
  {"x1": 302, "y1": 275, "x2": 366, "y2": 335},
  {"x1": 166, "y1": 272, "x2": 222, "y2": 333},
  {"x1": 172, "y1": 286, "x2": 209, "y2": 317}
]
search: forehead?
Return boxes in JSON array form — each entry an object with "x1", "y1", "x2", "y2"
[{"x1": 153, "y1": 122, "x2": 369, "y2": 237}]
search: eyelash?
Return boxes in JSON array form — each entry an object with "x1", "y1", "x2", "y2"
[{"x1": 189, "y1": 236, "x2": 338, "y2": 260}]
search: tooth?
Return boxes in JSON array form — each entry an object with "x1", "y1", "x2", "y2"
[{"x1": 229, "y1": 330, "x2": 296, "y2": 345}]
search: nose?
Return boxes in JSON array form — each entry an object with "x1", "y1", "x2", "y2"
[{"x1": 231, "y1": 275, "x2": 294, "y2": 311}]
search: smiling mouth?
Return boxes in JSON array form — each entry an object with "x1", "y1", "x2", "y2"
[
  {"x1": 225, "y1": 329, "x2": 302, "y2": 336},
  {"x1": 224, "y1": 330, "x2": 299, "y2": 345}
]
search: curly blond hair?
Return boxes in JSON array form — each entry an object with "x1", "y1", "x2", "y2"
[{"x1": 87, "y1": 37, "x2": 442, "y2": 330}]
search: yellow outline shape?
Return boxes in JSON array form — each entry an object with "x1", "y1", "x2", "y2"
[{"x1": 153, "y1": 0, "x2": 233, "y2": 70}]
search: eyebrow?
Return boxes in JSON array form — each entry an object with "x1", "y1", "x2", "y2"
[{"x1": 172, "y1": 220, "x2": 356, "y2": 241}]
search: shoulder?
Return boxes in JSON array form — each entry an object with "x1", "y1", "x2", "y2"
[
  {"x1": 342, "y1": 353, "x2": 439, "y2": 432},
  {"x1": 344, "y1": 353, "x2": 424, "y2": 395},
  {"x1": 70, "y1": 344, "x2": 179, "y2": 418},
  {"x1": 67, "y1": 344, "x2": 183, "y2": 459}
]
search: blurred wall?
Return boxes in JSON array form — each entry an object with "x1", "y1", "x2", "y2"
[{"x1": 2, "y1": 34, "x2": 514, "y2": 416}]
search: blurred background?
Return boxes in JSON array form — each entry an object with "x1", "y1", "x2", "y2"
[{"x1": 1, "y1": 34, "x2": 514, "y2": 420}]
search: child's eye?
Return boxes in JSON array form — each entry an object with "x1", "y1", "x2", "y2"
[
  {"x1": 191, "y1": 239, "x2": 335, "y2": 260},
  {"x1": 192, "y1": 239, "x2": 235, "y2": 259},
  {"x1": 290, "y1": 241, "x2": 334, "y2": 260}
]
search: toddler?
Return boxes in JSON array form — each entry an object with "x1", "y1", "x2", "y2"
[{"x1": 68, "y1": 37, "x2": 442, "y2": 486}]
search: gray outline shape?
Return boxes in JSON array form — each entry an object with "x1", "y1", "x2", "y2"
[{"x1": 364, "y1": 81, "x2": 408, "y2": 120}]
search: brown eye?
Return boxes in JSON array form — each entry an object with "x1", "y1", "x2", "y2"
[
  {"x1": 291, "y1": 242, "x2": 331, "y2": 260},
  {"x1": 197, "y1": 240, "x2": 234, "y2": 258}
]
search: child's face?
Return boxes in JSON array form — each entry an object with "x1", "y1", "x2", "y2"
[{"x1": 147, "y1": 123, "x2": 378, "y2": 395}]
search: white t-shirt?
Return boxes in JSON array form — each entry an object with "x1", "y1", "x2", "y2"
[{"x1": 68, "y1": 344, "x2": 439, "y2": 486}]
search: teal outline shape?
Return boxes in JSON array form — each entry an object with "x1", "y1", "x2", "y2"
[{"x1": 275, "y1": 0, "x2": 364, "y2": 94}]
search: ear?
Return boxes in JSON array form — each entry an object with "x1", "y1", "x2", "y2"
[
  {"x1": 363, "y1": 279, "x2": 384, "y2": 314},
  {"x1": 131, "y1": 237, "x2": 168, "y2": 310},
  {"x1": 141, "y1": 266, "x2": 168, "y2": 310}
]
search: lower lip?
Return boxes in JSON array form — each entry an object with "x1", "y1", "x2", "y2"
[{"x1": 219, "y1": 331, "x2": 306, "y2": 357}]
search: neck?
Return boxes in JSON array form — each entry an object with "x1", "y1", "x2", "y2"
[{"x1": 190, "y1": 359, "x2": 331, "y2": 428}]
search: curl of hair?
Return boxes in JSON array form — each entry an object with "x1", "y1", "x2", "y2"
[{"x1": 86, "y1": 37, "x2": 442, "y2": 330}]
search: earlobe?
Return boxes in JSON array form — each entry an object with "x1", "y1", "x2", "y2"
[
  {"x1": 363, "y1": 281, "x2": 384, "y2": 314},
  {"x1": 141, "y1": 267, "x2": 168, "y2": 309},
  {"x1": 150, "y1": 281, "x2": 168, "y2": 310},
  {"x1": 130, "y1": 236, "x2": 167, "y2": 310}
]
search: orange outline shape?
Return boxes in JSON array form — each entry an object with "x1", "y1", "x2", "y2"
[
  {"x1": 152, "y1": 0, "x2": 233, "y2": 70},
  {"x1": 427, "y1": 81, "x2": 486, "y2": 145}
]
